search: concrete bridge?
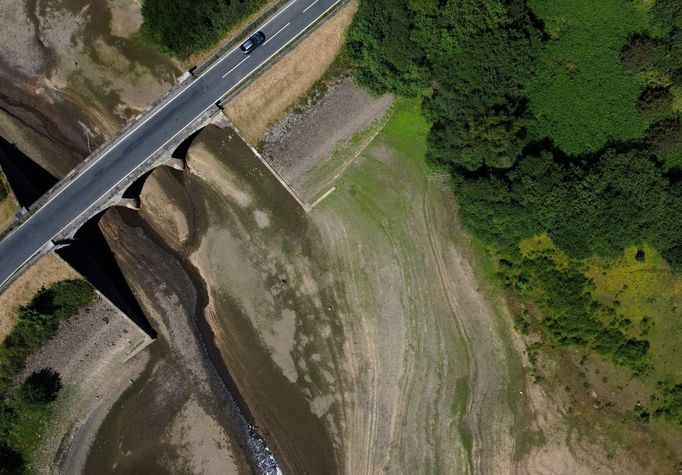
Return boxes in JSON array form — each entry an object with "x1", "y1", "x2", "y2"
[{"x1": 0, "y1": 0, "x2": 340, "y2": 292}]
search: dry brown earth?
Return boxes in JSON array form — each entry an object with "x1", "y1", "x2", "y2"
[
  {"x1": 122, "y1": 108, "x2": 525, "y2": 473},
  {"x1": 87, "y1": 208, "x2": 251, "y2": 473},
  {"x1": 225, "y1": 0, "x2": 359, "y2": 144},
  {"x1": 0, "y1": 0, "x2": 180, "y2": 169},
  {"x1": 0, "y1": 253, "x2": 80, "y2": 340}
]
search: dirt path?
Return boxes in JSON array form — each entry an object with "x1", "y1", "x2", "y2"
[{"x1": 421, "y1": 181, "x2": 525, "y2": 472}]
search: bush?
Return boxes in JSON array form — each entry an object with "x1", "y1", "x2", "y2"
[
  {"x1": 494, "y1": 252, "x2": 650, "y2": 369},
  {"x1": 646, "y1": 117, "x2": 682, "y2": 157},
  {"x1": 654, "y1": 382, "x2": 682, "y2": 424},
  {"x1": 0, "y1": 442, "x2": 24, "y2": 475},
  {"x1": 621, "y1": 34, "x2": 667, "y2": 73},
  {"x1": 19, "y1": 369, "x2": 62, "y2": 405},
  {"x1": 637, "y1": 86, "x2": 673, "y2": 120}
]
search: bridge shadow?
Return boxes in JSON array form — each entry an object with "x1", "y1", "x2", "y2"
[
  {"x1": 0, "y1": 136, "x2": 57, "y2": 207},
  {"x1": 0, "y1": 137, "x2": 156, "y2": 337}
]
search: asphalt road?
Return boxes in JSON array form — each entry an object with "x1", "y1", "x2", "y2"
[{"x1": 0, "y1": 0, "x2": 340, "y2": 289}]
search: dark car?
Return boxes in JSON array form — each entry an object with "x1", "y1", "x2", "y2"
[{"x1": 240, "y1": 32, "x2": 266, "y2": 54}]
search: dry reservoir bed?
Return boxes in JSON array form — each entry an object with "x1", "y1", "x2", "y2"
[{"x1": 108, "y1": 96, "x2": 528, "y2": 473}]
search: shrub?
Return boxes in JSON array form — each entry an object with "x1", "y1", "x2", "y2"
[
  {"x1": 0, "y1": 280, "x2": 94, "y2": 393},
  {"x1": 0, "y1": 442, "x2": 24, "y2": 475},
  {"x1": 637, "y1": 86, "x2": 673, "y2": 120},
  {"x1": 19, "y1": 369, "x2": 62, "y2": 405},
  {"x1": 654, "y1": 382, "x2": 682, "y2": 424},
  {"x1": 646, "y1": 117, "x2": 682, "y2": 157},
  {"x1": 621, "y1": 34, "x2": 667, "y2": 73}
]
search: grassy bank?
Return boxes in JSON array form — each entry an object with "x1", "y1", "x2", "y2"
[
  {"x1": 0, "y1": 280, "x2": 94, "y2": 471},
  {"x1": 345, "y1": 0, "x2": 682, "y2": 468},
  {"x1": 0, "y1": 173, "x2": 16, "y2": 232}
]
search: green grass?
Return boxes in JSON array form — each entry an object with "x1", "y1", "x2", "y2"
[
  {"x1": 527, "y1": 0, "x2": 651, "y2": 155},
  {"x1": 5, "y1": 396, "x2": 57, "y2": 458},
  {"x1": 320, "y1": 98, "x2": 430, "y2": 216},
  {"x1": 310, "y1": 98, "x2": 531, "y2": 468},
  {"x1": 302, "y1": 114, "x2": 389, "y2": 202},
  {"x1": 0, "y1": 280, "x2": 94, "y2": 471}
]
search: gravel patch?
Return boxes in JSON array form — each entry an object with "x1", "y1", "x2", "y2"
[{"x1": 261, "y1": 76, "x2": 393, "y2": 190}]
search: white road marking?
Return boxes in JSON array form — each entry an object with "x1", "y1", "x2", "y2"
[
  {"x1": 264, "y1": 22, "x2": 290, "y2": 45},
  {"x1": 260, "y1": 0, "x2": 298, "y2": 31},
  {"x1": 0, "y1": 0, "x2": 342, "y2": 289},
  {"x1": 222, "y1": 56, "x2": 249, "y2": 78},
  {"x1": 303, "y1": 0, "x2": 319, "y2": 13}
]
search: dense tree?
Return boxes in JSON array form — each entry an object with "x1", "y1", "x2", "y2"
[
  {"x1": 20, "y1": 368, "x2": 62, "y2": 405},
  {"x1": 346, "y1": 0, "x2": 540, "y2": 170},
  {"x1": 646, "y1": 117, "x2": 682, "y2": 157},
  {"x1": 637, "y1": 86, "x2": 673, "y2": 120},
  {"x1": 347, "y1": 0, "x2": 682, "y2": 406},
  {"x1": 141, "y1": 0, "x2": 265, "y2": 58},
  {"x1": 621, "y1": 34, "x2": 668, "y2": 73}
]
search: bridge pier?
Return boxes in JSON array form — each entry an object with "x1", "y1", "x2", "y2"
[
  {"x1": 165, "y1": 158, "x2": 186, "y2": 171},
  {"x1": 115, "y1": 197, "x2": 141, "y2": 210}
]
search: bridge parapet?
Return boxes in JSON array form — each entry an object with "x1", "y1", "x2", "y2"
[{"x1": 52, "y1": 108, "x2": 224, "y2": 241}]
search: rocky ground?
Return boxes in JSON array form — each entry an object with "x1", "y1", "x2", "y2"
[
  {"x1": 261, "y1": 76, "x2": 393, "y2": 191},
  {"x1": 85, "y1": 208, "x2": 252, "y2": 473},
  {"x1": 115, "y1": 95, "x2": 528, "y2": 473}
]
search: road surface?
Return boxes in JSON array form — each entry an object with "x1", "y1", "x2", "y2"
[{"x1": 0, "y1": 0, "x2": 340, "y2": 289}]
